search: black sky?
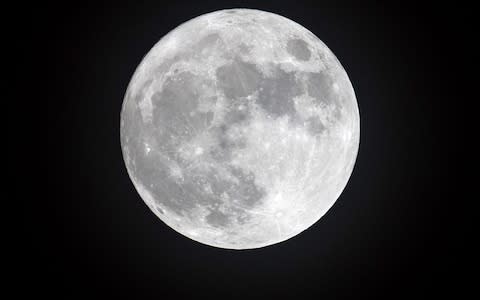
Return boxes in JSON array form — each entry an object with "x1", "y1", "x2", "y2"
[{"x1": 32, "y1": 0, "x2": 467, "y2": 298}]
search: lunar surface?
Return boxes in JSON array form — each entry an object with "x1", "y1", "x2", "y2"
[{"x1": 120, "y1": 9, "x2": 359, "y2": 249}]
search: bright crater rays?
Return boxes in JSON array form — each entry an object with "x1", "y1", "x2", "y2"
[{"x1": 120, "y1": 9, "x2": 360, "y2": 249}]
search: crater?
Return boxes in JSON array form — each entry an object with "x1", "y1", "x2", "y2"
[{"x1": 286, "y1": 38, "x2": 311, "y2": 61}]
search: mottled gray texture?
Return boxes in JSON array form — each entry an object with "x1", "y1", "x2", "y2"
[
  {"x1": 151, "y1": 72, "x2": 214, "y2": 147},
  {"x1": 287, "y1": 38, "x2": 311, "y2": 61},
  {"x1": 216, "y1": 59, "x2": 262, "y2": 98},
  {"x1": 206, "y1": 209, "x2": 231, "y2": 227},
  {"x1": 257, "y1": 67, "x2": 302, "y2": 118},
  {"x1": 222, "y1": 99, "x2": 251, "y2": 125},
  {"x1": 305, "y1": 116, "x2": 326, "y2": 135},
  {"x1": 120, "y1": 9, "x2": 360, "y2": 250},
  {"x1": 208, "y1": 124, "x2": 247, "y2": 163},
  {"x1": 307, "y1": 71, "x2": 336, "y2": 105}
]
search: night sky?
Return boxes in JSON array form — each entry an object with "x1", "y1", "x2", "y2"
[{"x1": 34, "y1": 0, "x2": 466, "y2": 298}]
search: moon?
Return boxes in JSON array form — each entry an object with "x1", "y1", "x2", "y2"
[{"x1": 120, "y1": 9, "x2": 359, "y2": 249}]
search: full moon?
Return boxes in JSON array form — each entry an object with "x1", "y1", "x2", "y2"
[{"x1": 120, "y1": 9, "x2": 359, "y2": 249}]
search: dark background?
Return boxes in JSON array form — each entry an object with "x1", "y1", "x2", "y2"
[{"x1": 33, "y1": 0, "x2": 466, "y2": 298}]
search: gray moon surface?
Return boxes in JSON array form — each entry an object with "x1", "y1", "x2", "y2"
[{"x1": 120, "y1": 9, "x2": 360, "y2": 249}]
